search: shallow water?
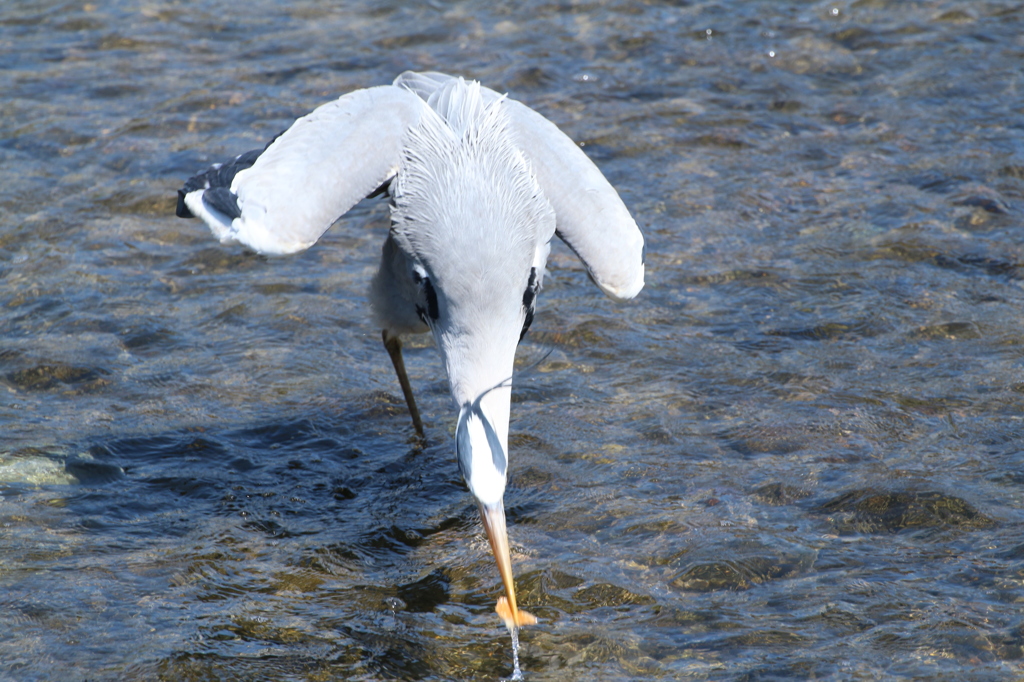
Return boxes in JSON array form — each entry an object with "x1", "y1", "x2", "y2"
[{"x1": 2, "y1": 0, "x2": 1024, "y2": 679}]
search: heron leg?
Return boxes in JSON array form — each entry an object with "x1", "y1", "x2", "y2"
[{"x1": 382, "y1": 330, "x2": 425, "y2": 437}]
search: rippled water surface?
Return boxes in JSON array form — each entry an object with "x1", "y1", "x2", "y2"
[{"x1": 3, "y1": 1, "x2": 1024, "y2": 679}]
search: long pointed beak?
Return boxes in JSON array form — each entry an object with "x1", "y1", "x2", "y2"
[{"x1": 479, "y1": 501, "x2": 537, "y2": 629}]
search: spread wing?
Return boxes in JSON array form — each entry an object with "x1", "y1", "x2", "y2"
[
  {"x1": 177, "y1": 85, "x2": 428, "y2": 255},
  {"x1": 394, "y1": 71, "x2": 645, "y2": 301}
]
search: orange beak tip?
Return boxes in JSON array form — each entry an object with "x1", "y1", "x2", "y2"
[{"x1": 495, "y1": 596, "x2": 538, "y2": 629}]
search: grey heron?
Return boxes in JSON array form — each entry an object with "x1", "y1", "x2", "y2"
[{"x1": 175, "y1": 71, "x2": 645, "y2": 630}]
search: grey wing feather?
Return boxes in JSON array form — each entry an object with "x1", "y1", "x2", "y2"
[
  {"x1": 180, "y1": 85, "x2": 427, "y2": 255},
  {"x1": 502, "y1": 99, "x2": 645, "y2": 300},
  {"x1": 393, "y1": 71, "x2": 645, "y2": 300}
]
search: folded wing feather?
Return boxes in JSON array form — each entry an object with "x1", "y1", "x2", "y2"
[
  {"x1": 178, "y1": 72, "x2": 645, "y2": 301},
  {"x1": 394, "y1": 71, "x2": 645, "y2": 301},
  {"x1": 181, "y1": 85, "x2": 427, "y2": 256}
]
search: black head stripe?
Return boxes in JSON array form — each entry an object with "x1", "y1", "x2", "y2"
[
  {"x1": 423, "y1": 277, "x2": 439, "y2": 321},
  {"x1": 522, "y1": 267, "x2": 537, "y2": 308},
  {"x1": 520, "y1": 307, "x2": 534, "y2": 343},
  {"x1": 455, "y1": 398, "x2": 508, "y2": 484},
  {"x1": 456, "y1": 407, "x2": 472, "y2": 482},
  {"x1": 519, "y1": 267, "x2": 538, "y2": 342}
]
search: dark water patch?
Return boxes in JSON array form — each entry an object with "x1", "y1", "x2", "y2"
[
  {"x1": 721, "y1": 423, "x2": 812, "y2": 457},
  {"x1": 364, "y1": 525, "x2": 430, "y2": 554},
  {"x1": 685, "y1": 268, "x2": 779, "y2": 287},
  {"x1": 987, "y1": 471, "x2": 1024, "y2": 487},
  {"x1": 504, "y1": 65, "x2": 557, "y2": 90},
  {"x1": 239, "y1": 65, "x2": 311, "y2": 86},
  {"x1": 95, "y1": 188, "x2": 177, "y2": 215},
  {"x1": 932, "y1": 253, "x2": 1023, "y2": 280},
  {"x1": 169, "y1": 247, "x2": 266, "y2": 278},
  {"x1": 298, "y1": 543, "x2": 364, "y2": 576},
  {"x1": 396, "y1": 569, "x2": 450, "y2": 613},
  {"x1": 376, "y1": 28, "x2": 455, "y2": 50},
  {"x1": 795, "y1": 602, "x2": 874, "y2": 637},
  {"x1": 358, "y1": 514, "x2": 470, "y2": 561},
  {"x1": 764, "y1": 319, "x2": 884, "y2": 342},
  {"x1": 505, "y1": 493, "x2": 546, "y2": 526},
  {"x1": 818, "y1": 490, "x2": 995, "y2": 536},
  {"x1": 155, "y1": 651, "x2": 334, "y2": 682},
  {"x1": 71, "y1": 416, "x2": 436, "y2": 547},
  {"x1": 731, "y1": 336, "x2": 794, "y2": 354},
  {"x1": 330, "y1": 620, "x2": 455, "y2": 680},
  {"x1": 93, "y1": 432, "x2": 231, "y2": 467},
  {"x1": 903, "y1": 171, "x2": 971, "y2": 195},
  {"x1": 954, "y1": 194, "x2": 1010, "y2": 214},
  {"x1": 120, "y1": 324, "x2": 181, "y2": 354},
  {"x1": 63, "y1": 455, "x2": 125, "y2": 485},
  {"x1": 232, "y1": 418, "x2": 355, "y2": 456},
  {"x1": 528, "y1": 317, "x2": 631, "y2": 349},
  {"x1": 891, "y1": 393, "x2": 972, "y2": 414},
  {"x1": 751, "y1": 482, "x2": 812, "y2": 506},
  {"x1": 251, "y1": 281, "x2": 312, "y2": 295},
  {"x1": 862, "y1": 236, "x2": 1024, "y2": 283}
]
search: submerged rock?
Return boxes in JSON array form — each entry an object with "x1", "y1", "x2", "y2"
[
  {"x1": 670, "y1": 542, "x2": 815, "y2": 592},
  {"x1": 818, "y1": 490, "x2": 995, "y2": 535},
  {"x1": 573, "y1": 583, "x2": 656, "y2": 608},
  {"x1": 4, "y1": 363, "x2": 109, "y2": 392},
  {"x1": 0, "y1": 453, "x2": 78, "y2": 485}
]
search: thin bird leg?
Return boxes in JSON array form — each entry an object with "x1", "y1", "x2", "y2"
[{"x1": 382, "y1": 330, "x2": 425, "y2": 437}]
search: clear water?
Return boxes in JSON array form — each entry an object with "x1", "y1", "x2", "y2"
[{"x1": 2, "y1": 0, "x2": 1024, "y2": 679}]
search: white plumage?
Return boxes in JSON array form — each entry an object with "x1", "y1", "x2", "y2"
[{"x1": 176, "y1": 71, "x2": 645, "y2": 631}]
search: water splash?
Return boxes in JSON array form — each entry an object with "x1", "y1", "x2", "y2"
[{"x1": 506, "y1": 626, "x2": 525, "y2": 681}]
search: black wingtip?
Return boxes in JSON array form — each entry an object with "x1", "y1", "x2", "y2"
[
  {"x1": 203, "y1": 187, "x2": 242, "y2": 220},
  {"x1": 176, "y1": 189, "x2": 194, "y2": 218}
]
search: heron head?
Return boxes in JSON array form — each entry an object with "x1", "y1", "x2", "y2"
[
  {"x1": 387, "y1": 90, "x2": 554, "y2": 627},
  {"x1": 389, "y1": 92, "x2": 555, "y2": 505},
  {"x1": 411, "y1": 253, "x2": 537, "y2": 506}
]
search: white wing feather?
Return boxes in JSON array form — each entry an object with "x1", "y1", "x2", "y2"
[
  {"x1": 394, "y1": 72, "x2": 645, "y2": 301},
  {"x1": 184, "y1": 85, "x2": 428, "y2": 255}
]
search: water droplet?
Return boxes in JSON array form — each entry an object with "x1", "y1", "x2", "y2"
[
  {"x1": 831, "y1": 7, "x2": 839, "y2": 15},
  {"x1": 768, "y1": 50, "x2": 776, "y2": 58}
]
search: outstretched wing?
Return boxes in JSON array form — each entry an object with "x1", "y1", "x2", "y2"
[
  {"x1": 177, "y1": 85, "x2": 428, "y2": 255},
  {"x1": 394, "y1": 71, "x2": 645, "y2": 301},
  {"x1": 502, "y1": 98, "x2": 645, "y2": 300}
]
